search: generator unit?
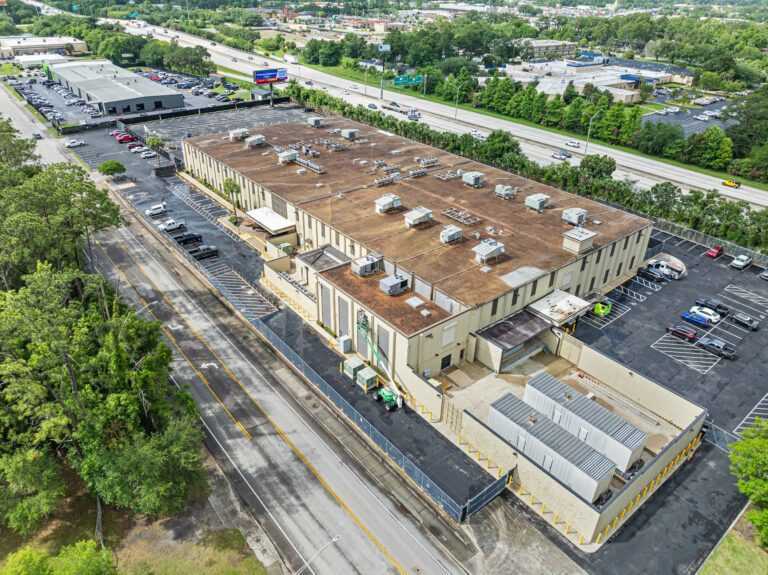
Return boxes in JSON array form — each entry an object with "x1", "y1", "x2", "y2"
[
  {"x1": 343, "y1": 356, "x2": 365, "y2": 379},
  {"x1": 229, "y1": 128, "x2": 250, "y2": 141},
  {"x1": 278, "y1": 150, "x2": 299, "y2": 164},
  {"x1": 420, "y1": 157, "x2": 438, "y2": 168},
  {"x1": 525, "y1": 193, "x2": 550, "y2": 212},
  {"x1": 473, "y1": 238, "x2": 505, "y2": 263},
  {"x1": 307, "y1": 117, "x2": 324, "y2": 128},
  {"x1": 562, "y1": 207, "x2": 587, "y2": 226},
  {"x1": 409, "y1": 168, "x2": 427, "y2": 178},
  {"x1": 374, "y1": 193, "x2": 401, "y2": 213},
  {"x1": 495, "y1": 184, "x2": 517, "y2": 200},
  {"x1": 462, "y1": 171, "x2": 485, "y2": 188},
  {"x1": 351, "y1": 255, "x2": 379, "y2": 276},
  {"x1": 379, "y1": 274, "x2": 408, "y2": 296},
  {"x1": 244, "y1": 134, "x2": 265, "y2": 148},
  {"x1": 404, "y1": 206, "x2": 433, "y2": 228},
  {"x1": 356, "y1": 366, "x2": 379, "y2": 391},
  {"x1": 440, "y1": 224, "x2": 463, "y2": 244},
  {"x1": 341, "y1": 128, "x2": 359, "y2": 140}
]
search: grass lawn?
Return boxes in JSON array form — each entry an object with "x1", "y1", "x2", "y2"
[
  {"x1": 700, "y1": 534, "x2": 768, "y2": 575},
  {"x1": 0, "y1": 63, "x2": 21, "y2": 75},
  {"x1": 638, "y1": 101, "x2": 667, "y2": 112}
]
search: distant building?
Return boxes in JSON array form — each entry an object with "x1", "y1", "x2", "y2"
[
  {"x1": 0, "y1": 36, "x2": 87, "y2": 58},
  {"x1": 520, "y1": 39, "x2": 578, "y2": 59},
  {"x1": 13, "y1": 53, "x2": 71, "y2": 69}
]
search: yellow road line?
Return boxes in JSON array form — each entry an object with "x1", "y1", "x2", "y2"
[{"x1": 101, "y1": 229, "x2": 407, "y2": 575}]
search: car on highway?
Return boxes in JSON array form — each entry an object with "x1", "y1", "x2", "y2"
[
  {"x1": 367, "y1": 103, "x2": 377, "y2": 109},
  {"x1": 695, "y1": 298, "x2": 729, "y2": 317},
  {"x1": 158, "y1": 218, "x2": 186, "y2": 233},
  {"x1": 690, "y1": 306, "x2": 721, "y2": 323},
  {"x1": 140, "y1": 151, "x2": 157, "y2": 159},
  {"x1": 636, "y1": 267, "x2": 667, "y2": 283},
  {"x1": 565, "y1": 140, "x2": 580, "y2": 148},
  {"x1": 188, "y1": 245, "x2": 219, "y2": 260},
  {"x1": 706, "y1": 246, "x2": 723, "y2": 258},
  {"x1": 682, "y1": 312, "x2": 710, "y2": 328},
  {"x1": 65, "y1": 139, "x2": 85, "y2": 148},
  {"x1": 558, "y1": 149, "x2": 572, "y2": 158},
  {"x1": 32, "y1": 133, "x2": 42, "y2": 140},
  {"x1": 351, "y1": 84, "x2": 359, "y2": 89},
  {"x1": 552, "y1": 151, "x2": 568, "y2": 161},
  {"x1": 231, "y1": 57, "x2": 237, "y2": 62},
  {"x1": 173, "y1": 232, "x2": 202, "y2": 246},
  {"x1": 247, "y1": 56, "x2": 253, "y2": 60},
  {"x1": 730, "y1": 254, "x2": 752, "y2": 270},
  {"x1": 730, "y1": 312, "x2": 759, "y2": 331},
  {"x1": 305, "y1": 80, "x2": 313, "y2": 85},
  {"x1": 697, "y1": 338, "x2": 736, "y2": 359},
  {"x1": 341, "y1": 90, "x2": 349, "y2": 95},
  {"x1": 144, "y1": 203, "x2": 167, "y2": 217},
  {"x1": 666, "y1": 324, "x2": 696, "y2": 342},
  {"x1": 389, "y1": 101, "x2": 399, "y2": 107},
  {"x1": 722, "y1": 180, "x2": 741, "y2": 188}
]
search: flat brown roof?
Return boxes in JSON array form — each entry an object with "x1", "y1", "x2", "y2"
[
  {"x1": 187, "y1": 117, "x2": 650, "y2": 306},
  {"x1": 321, "y1": 266, "x2": 452, "y2": 336}
]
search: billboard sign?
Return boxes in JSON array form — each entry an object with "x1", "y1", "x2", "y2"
[
  {"x1": 377, "y1": 44, "x2": 390, "y2": 52},
  {"x1": 252, "y1": 68, "x2": 288, "y2": 84}
]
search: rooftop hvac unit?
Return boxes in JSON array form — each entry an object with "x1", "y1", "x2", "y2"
[
  {"x1": 374, "y1": 193, "x2": 401, "y2": 213},
  {"x1": 404, "y1": 206, "x2": 433, "y2": 228},
  {"x1": 409, "y1": 168, "x2": 427, "y2": 178},
  {"x1": 473, "y1": 238, "x2": 505, "y2": 263},
  {"x1": 420, "y1": 157, "x2": 438, "y2": 168},
  {"x1": 495, "y1": 184, "x2": 517, "y2": 200},
  {"x1": 440, "y1": 224, "x2": 462, "y2": 244},
  {"x1": 341, "y1": 129, "x2": 359, "y2": 140},
  {"x1": 343, "y1": 356, "x2": 365, "y2": 379},
  {"x1": 278, "y1": 150, "x2": 299, "y2": 164},
  {"x1": 295, "y1": 156, "x2": 324, "y2": 173},
  {"x1": 379, "y1": 274, "x2": 408, "y2": 296},
  {"x1": 525, "y1": 193, "x2": 550, "y2": 212},
  {"x1": 562, "y1": 207, "x2": 587, "y2": 226},
  {"x1": 351, "y1": 255, "x2": 379, "y2": 276},
  {"x1": 308, "y1": 117, "x2": 324, "y2": 128},
  {"x1": 229, "y1": 128, "x2": 250, "y2": 141},
  {"x1": 374, "y1": 176, "x2": 394, "y2": 187},
  {"x1": 381, "y1": 164, "x2": 401, "y2": 174},
  {"x1": 244, "y1": 134, "x2": 265, "y2": 148},
  {"x1": 462, "y1": 171, "x2": 485, "y2": 188}
]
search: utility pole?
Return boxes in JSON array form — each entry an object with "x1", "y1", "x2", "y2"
[
  {"x1": 584, "y1": 109, "x2": 602, "y2": 156},
  {"x1": 423, "y1": 74, "x2": 427, "y2": 97},
  {"x1": 454, "y1": 80, "x2": 468, "y2": 120}
]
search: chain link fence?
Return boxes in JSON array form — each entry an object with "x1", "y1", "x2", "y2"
[{"x1": 702, "y1": 422, "x2": 740, "y2": 455}]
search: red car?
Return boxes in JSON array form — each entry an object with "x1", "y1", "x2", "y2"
[
  {"x1": 706, "y1": 246, "x2": 723, "y2": 259},
  {"x1": 666, "y1": 324, "x2": 696, "y2": 342},
  {"x1": 116, "y1": 135, "x2": 136, "y2": 143},
  {"x1": 149, "y1": 75, "x2": 160, "y2": 81},
  {"x1": 127, "y1": 142, "x2": 143, "y2": 149}
]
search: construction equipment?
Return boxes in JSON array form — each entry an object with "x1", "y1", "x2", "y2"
[
  {"x1": 356, "y1": 311, "x2": 403, "y2": 411},
  {"x1": 594, "y1": 301, "x2": 612, "y2": 317}
]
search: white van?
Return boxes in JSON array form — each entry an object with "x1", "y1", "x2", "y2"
[
  {"x1": 647, "y1": 259, "x2": 683, "y2": 280},
  {"x1": 144, "y1": 202, "x2": 167, "y2": 217}
]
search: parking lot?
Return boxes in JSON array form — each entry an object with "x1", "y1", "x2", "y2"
[
  {"x1": 642, "y1": 92, "x2": 735, "y2": 137},
  {"x1": 576, "y1": 230, "x2": 768, "y2": 435}
]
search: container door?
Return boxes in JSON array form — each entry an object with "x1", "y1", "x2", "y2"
[
  {"x1": 552, "y1": 410, "x2": 562, "y2": 425},
  {"x1": 543, "y1": 455, "x2": 553, "y2": 472}
]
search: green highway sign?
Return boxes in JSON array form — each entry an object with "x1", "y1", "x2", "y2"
[{"x1": 393, "y1": 74, "x2": 423, "y2": 86}]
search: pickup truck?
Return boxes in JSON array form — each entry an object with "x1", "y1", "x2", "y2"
[
  {"x1": 157, "y1": 219, "x2": 186, "y2": 233},
  {"x1": 697, "y1": 338, "x2": 737, "y2": 359}
]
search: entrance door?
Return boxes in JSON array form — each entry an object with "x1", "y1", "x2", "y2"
[{"x1": 441, "y1": 354, "x2": 451, "y2": 370}]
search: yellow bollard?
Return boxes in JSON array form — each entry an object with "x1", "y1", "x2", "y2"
[
  {"x1": 662, "y1": 468, "x2": 667, "y2": 479},
  {"x1": 604, "y1": 525, "x2": 609, "y2": 536},
  {"x1": 486, "y1": 458, "x2": 491, "y2": 469},
  {"x1": 628, "y1": 501, "x2": 633, "y2": 512},
  {"x1": 405, "y1": 391, "x2": 408, "y2": 401},
  {"x1": 635, "y1": 494, "x2": 641, "y2": 505},
  {"x1": 566, "y1": 523, "x2": 570, "y2": 534},
  {"x1": 554, "y1": 514, "x2": 558, "y2": 525},
  {"x1": 530, "y1": 494, "x2": 534, "y2": 505},
  {"x1": 497, "y1": 467, "x2": 501, "y2": 478},
  {"x1": 340, "y1": 362, "x2": 343, "y2": 373},
  {"x1": 421, "y1": 404, "x2": 424, "y2": 414},
  {"x1": 643, "y1": 487, "x2": 648, "y2": 498},
  {"x1": 620, "y1": 509, "x2": 626, "y2": 520},
  {"x1": 519, "y1": 484, "x2": 524, "y2": 495},
  {"x1": 613, "y1": 517, "x2": 618, "y2": 528},
  {"x1": 596, "y1": 533, "x2": 602, "y2": 544},
  {"x1": 579, "y1": 535, "x2": 584, "y2": 545},
  {"x1": 467, "y1": 442, "x2": 471, "y2": 453},
  {"x1": 476, "y1": 451, "x2": 481, "y2": 461},
  {"x1": 541, "y1": 503, "x2": 546, "y2": 514},
  {"x1": 412, "y1": 397, "x2": 415, "y2": 407},
  {"x1": 508, "y1": 476, "x2": 513, "y2": 487},
  {"x1": 458, "y1": 434, "x2": 462, "y2": 445}
]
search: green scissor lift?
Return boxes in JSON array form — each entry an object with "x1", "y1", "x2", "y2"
[
  {"x1": 356, "y1": 311, "x2": 404, "y2": 412},
  {"x1": 594, "y1": 301, "x2": 612, "y2": 317}
]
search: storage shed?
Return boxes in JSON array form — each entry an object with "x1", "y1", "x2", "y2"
[
  {"x1": 488, "y1": 393, "x2": 614, "y2": 503},
  {"x1": 523, "y1": 372, "x2": 647, "y2": 472}
]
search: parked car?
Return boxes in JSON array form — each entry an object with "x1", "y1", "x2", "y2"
[
  {"x1": 690, "y1": 306, "x2": 721, "y2": 323},
  {"x1": 695, "y1": 298, "x2": 729, "y2": 317},
  {"x1": 761, "y1": 269, "x2": 768, "y2": 281},
  {"x1": 140, "y1": 151, "x2": 157, "y2": 159},
  {"x1": 127, "y1": 142, "x2": 143, "y2": 150},
  {"x1": 636, "y1": 267, "x2": 666, "y2": 283},
  {"x1": 144, "y1": 203, "x2": 166, "y2": 217},
  {"x1": 706, "y1": 246, "x2": 724, "y2": 258},
  {"x1": 188, "y1": 245, "x2": 219, "y2": 260},
  {"x1": 116, "y1": 135, "x2": 136, "y2": 143},
  {"x1": 682, "y1": 312, "x2": 709, "y2": 328},
  {"x1": 647, "y1": 259, "x2": 683, "y2": 279},
  {"x1": 565, "y1": 140, "x2": 580, "y2": 148},
  {"x1": 730, "y1": 254, "x2": 752, "y2": 270},
  {"x1": 158, "y1": 219, "x2": 186, "y2": 233},
  {"x1": 65, "y1": 139, "x2": 85, "y2": 148},
  {"x1": 666, "y1": 324, "x2": 696, "y2": 342},
  {"x1": 131, "y1": 146, "x2": 148, "y2": 154},
  {"x1": 109, "y1": 129, "x2": 123, "y2": 136},
  {"x1": 722, "y1": 180, "x2": 741, "y2": 188},
  {"x1": 730, "y1": 312, "x2": 759, "y2": 331},
  {"x1": 697, "y1": 338, "x2": 736, "y2": 359},
  {"x1": 172, "y1": 232, "x2": 202, "y2": 245},
  {"x1": 694, "y1": 114, "x2": 710, "y2": 121}
]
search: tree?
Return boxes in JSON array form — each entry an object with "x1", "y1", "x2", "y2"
[
  {"x1": 0, "y1": 547, "x2": 52, "y2": 575},
  {"x1": 222, "y1": 177, "x2": 241, "y2": 224},
  {"x1": 730, "y1": 418, "x2": 768, "y2": 547},
  {"x1": 145, "y1": 136, "x2": 164, "y2": 166},
  {"x1": 54, "y1": 540, "x2": 116, "y2": 575},
  {"x1": 638, "y1": 82, "x2": 654, "y2": 104},
  {"x1": 580, "y1": 155, "x2": 617, "y2": 180},
  {"x1": 96, "y1": 160, "x2": 125, "y2": 177}
]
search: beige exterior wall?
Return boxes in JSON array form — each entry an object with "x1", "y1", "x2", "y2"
[{"x1": 263, "y1": 256, "x2": 318, "y2": 321}]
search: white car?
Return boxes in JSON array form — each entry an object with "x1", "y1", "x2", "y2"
[
  {"x1": 694, "y1": 114, "x2": 710, "y2": 121},
  {"x1": 65, "y1": 139, "x2": 85, "y2": 148},
  {"x1": 350, "y1": 84, "x2": 358, "y2": 89},
  {"x1": 668, "y1": 107, "x2": 680, "y2": 114},
  {"x1": 144, "y1": 202, "x2": 166, "y2": 217},
  {"x1": 140, "y1": 150, "x2": 157, "y2": 159},
  {"x1": 565, "y1": 140, "x2": 580, "y2": 148},
  {"x1": 130, "y1": 146, "x2": 148, "y2": 153},
  {"x1": 730, "y1": 255, "x2": 752, "y2": 270},
  {"x1": 690, "y1": 306, "x2": 721, "y2": 324},
  {"x1": 656, "y1": 109, "x2": 668, "y2": 116},
  {"x1": 341, "y1": 90, "x2": 349, "y2": 95}
]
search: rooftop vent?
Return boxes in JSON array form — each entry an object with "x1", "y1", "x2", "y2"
[
  {"x1": 440, "y1": 224, "x2": 462, "y2": 244},
  {"x1": 562, "y1": 227, "x2": 597, "y2": 254},
  {"x1": 404, "y1": 206, "x2": 433, "y2": 228},
  {"x1": 374, "y1": 193, "x2": 401, "y2": 213},
  {"x1": 473, "y1": 238, "x2": 505, "y2": 263},
  {"x1": 420, "y1": 309, "x2": 431, "y2": 317},
  {"x1": 495, "y1": 184, "x2": 517, "y2": 200},
  {"x1": 379, "y1": 274, "x2": 408, "y2": 296},
  {"x1": 405, "y1": 296, "x2": 425, "y2": 308},
  {"x1": 462, "y1": 171, "x2": 485, "y2": 188},
  {"x1": 229, "y1": 128, "x2": 250, "y2": 141},
  {"x1": 244, "y1": 134, "x2": 265, "y2": 148},
  {"x1": 308, "y1": 117, "x2": 324, "y2": 128},
  {"x1": 409, "y1": 168, "x2": 427, "y2": 178},
  {"x1": 563, "y1": 208, "x2": 587, "y2": 226},
  {"x1": 420, "y1": 157, "x2": 438, "y2": 168},
  {"x1": 351, "y1": 255, "x2": 379, "y2": 277},
  {"x1": 525, "y1": 193, "x2": 550, "y2": 212},
  {"x1": 341, "y1": 128, "x2": 359, "y2": 140}
]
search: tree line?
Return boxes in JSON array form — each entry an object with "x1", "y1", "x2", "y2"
[{"x1": 0, "y1": 119, "x2": 204, "y2": 544}]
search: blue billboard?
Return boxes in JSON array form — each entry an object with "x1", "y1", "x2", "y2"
[{"x1": 252, "y1": 68, "x2": 288, "y2": 84}]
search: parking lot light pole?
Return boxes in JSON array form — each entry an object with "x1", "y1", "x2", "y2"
[{"x1": 584, "y1": 109, "x2": 603, "y2": 156}]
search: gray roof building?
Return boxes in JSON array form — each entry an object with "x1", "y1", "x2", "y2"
[{"x1": 48, "y1": 59, "x2": 184, "y2": 116}]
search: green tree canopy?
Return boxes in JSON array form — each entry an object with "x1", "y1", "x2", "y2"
[
  {"x1": 96, "y1": 160, "x2": 126, "y2": 177},
  {"x1": 730, "y1": 418, "x2": 768, "y2": 547}
]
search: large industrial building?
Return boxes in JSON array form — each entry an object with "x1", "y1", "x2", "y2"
[
  {"x1": 0, "y1": 36, "x2": 86, "y2": 58},
  {"x1": 182, "y1": 117, "x2": 706, "y2": 546},
  {"x1": 48, "y1": 60, "x2": 184, "y2": 115}
]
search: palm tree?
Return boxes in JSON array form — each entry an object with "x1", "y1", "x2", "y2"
[
  {"x1": 145, "y1": 136, "x2": 165, "y2": 166},
  {"x1": 223, "y1": 177, "x2": 241, "y2": 224}
]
